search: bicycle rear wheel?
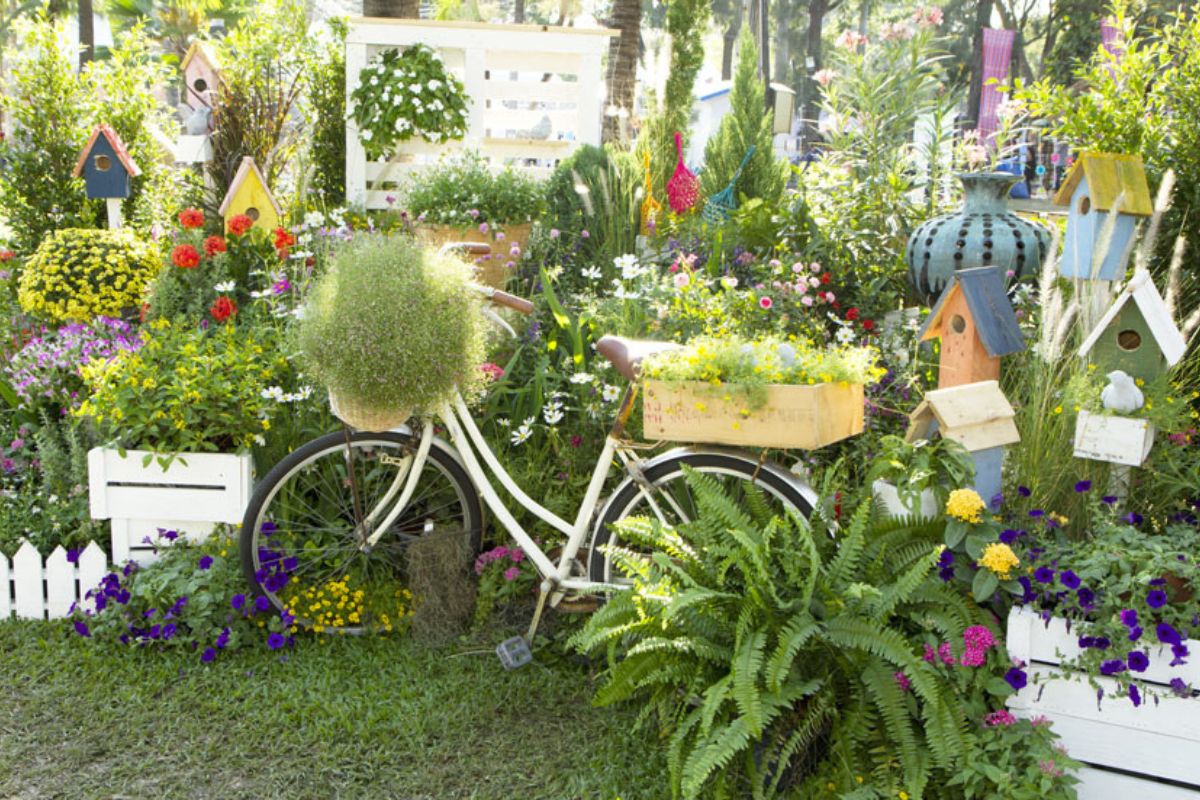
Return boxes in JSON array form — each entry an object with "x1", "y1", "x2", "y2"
[
  {"x1": 587, "y1": 450, "x2": 814, "y2": 585},
  {"x1": 240, "y1": 429, "x2": 483, "y2": 634}
]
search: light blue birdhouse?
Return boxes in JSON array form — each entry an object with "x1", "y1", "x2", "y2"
[
  {"x1": 72, "y1": 125, "x2": 141, "y2": 200},
  {"x1": 1054, "y1": 152, "x2": 1152, "y2": 281}
]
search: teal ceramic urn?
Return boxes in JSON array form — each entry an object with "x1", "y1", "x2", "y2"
[{"x1": 906, "y1": 172, "x2": 1052, "y2": 304}]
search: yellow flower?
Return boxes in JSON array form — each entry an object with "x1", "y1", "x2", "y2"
[
  {"x1": 979, "y1": 542, "x2": 1019, "y2": 580},
  {"x1": 945, "y1": 488, "x2": 985, "y2": 524},
  {"x1": 1054, "y1": 405, "x2": 1063, "y2": 414}
]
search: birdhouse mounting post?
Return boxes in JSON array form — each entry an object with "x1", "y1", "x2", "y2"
[{"x1": 105, "y1": 198, "x2": 123, "y2": 230}]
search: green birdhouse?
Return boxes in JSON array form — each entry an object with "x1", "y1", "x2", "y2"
[{"x1": 1078, "y1": 271, "x2": 1187, "y2": 383}]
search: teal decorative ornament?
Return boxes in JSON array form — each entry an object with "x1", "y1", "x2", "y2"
[{"x1": 906, "y1": 172, "x2": 1052, "y2": 305}]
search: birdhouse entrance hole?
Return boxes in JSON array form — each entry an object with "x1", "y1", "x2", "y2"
[
  {"x1": 1117, "y1": 329, "x2": 1142, "y2": 351},
  {"x1": 950, "y1": 314, "x2": 967, "y2": 334},
  {"x1": 193, "y1": 77, "x2": 208, "y2": 93},
  {"x1": 94, "y1": 154, "x2": 112, "y2": 172},
  {"x1": 245, "y1": 207, "x2": 260, "y2": 221},
  {"x1": 1078, "y1": 196, "x2": 1091, "y2": 215}
]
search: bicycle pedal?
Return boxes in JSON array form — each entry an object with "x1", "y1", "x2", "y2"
[{"x1": 496, "y1": 636, "x2": 532, "y2": 669}]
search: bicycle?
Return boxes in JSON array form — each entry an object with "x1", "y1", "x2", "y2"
[{"x1": 239, "y1": 259, "x2": 817, "y2": 646}]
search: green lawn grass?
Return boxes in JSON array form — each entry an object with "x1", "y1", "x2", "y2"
[{"x1": 0, "y1": 621, "x2": 666, "y2": 800}]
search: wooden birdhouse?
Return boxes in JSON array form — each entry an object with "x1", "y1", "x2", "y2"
[
  {"x1": 73, "y1": 125, "x2": 141, "y2": 200},
  {"x1": 906, "y1": 380, "x2": 1020, "y2": 504},
  {"x1": 1078, "y1": 271, "x2": 1187, "y2": 384},
  {"x1": 919, "y1": 266, "x2": 1025, "y2": 389},
  {"x1": 1054, "y1": 152, "x2": 1152, "y2": 281},
  {"x1": 218, "y1": 157, "x2": 282, "y2": 232},
  {"x1": 181, "y1": 41, "x2": 222, "y2": 110}
]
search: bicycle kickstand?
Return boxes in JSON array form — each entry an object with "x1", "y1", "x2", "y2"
[{"x1": 495, "y1": 585, "x2": 551, "y2": 670}]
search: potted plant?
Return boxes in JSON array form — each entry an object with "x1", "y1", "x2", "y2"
[
  {"x1": 639, "y1": 335, "x2": 883, "y2": 450},
  {"x1": 405, "y1": 151, "x2": 544, "y2": 287},
  {"x1": 297, "y1": 234, "x2": 487, "y2": 431},
  {"x1": 77, "y1": 320, "x2": 291, "y2": 564},
  {"x1": 867, "y1": 434, "x2": 976, "y2": 519}
]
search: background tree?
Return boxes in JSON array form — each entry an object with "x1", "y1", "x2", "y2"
[
  {"x1": 364, "y1": 0, "x2": 419, "y2": 18},
  {"x1": 602, "y1": 0, "x2": 640, "y2": 143}
]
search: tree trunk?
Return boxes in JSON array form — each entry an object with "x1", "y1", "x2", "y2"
[
  {"x1": 773, "y1": 0, "x2": 789, "y2": 82},
  {"x1": 966, "y1": 0, "x2": 995, "y2": 129},
  {"x1": 514, "y1": 0, "x2": 525, "y2": 23},
  {"x1": 602, "y1": 0, "x2": 640, "y2": 143},
  {"x1": 800, "y1": 0, "x2": 829, "y2": 142},
  {"x1": 721, "y1": 6, "x2": 743, "y2": 80},
  {"x1": 363, "y1": 0, "x2": 420, "y2": 18},
  {"x1": 78, "y1": 0, "x2": 94, "y2": 68}
]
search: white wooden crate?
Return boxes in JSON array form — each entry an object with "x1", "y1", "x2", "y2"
[
  {"x1": 87, "y1": 448, "x2": 252, "y2": 564},
  {"x1": 344, "y1": 19, "x2": 617, "y2": 209},
  {"x1": 1, "y1": 540, "x2": 108, "y2": 620},
  {"x1": 1007, "y1": 607, "x2": 1200, "y2": 797}
]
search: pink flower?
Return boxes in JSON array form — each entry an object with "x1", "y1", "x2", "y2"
[
  {"x1": 913, "y1": 5, "x2": 943, "y2": 27},
  {"x1": 881, "y1": 21, "x2": 912, "y2": 42},
  {"x1": 938, "y1": 641, "x2": 956, "y2": 665},
  {"x1": 791, "y1": 262, "x2": 805, "y2": 274},
  {"x1": 467, "y1": 209, "x2": 480, "y2": 218},
  {"x1": 813, "y1": 68, "x2": 838, "y2": 87},
  {"x1": 495, "y1": 232, "x2": 506, "y2": 241},
  {"x1": 479, "y1": 222, "x2": 489, "y2": 234},
  {"x1": 1039, "y1": 760, "x2": 1064, "y2": 777},
  {"x1": 674, "y1": 273, "x2": 690, "y2": 289},
  {"x1": 510, "y1": 245, "x2": 521, "y2": 257},
  {"x1": 503, "y1": 566, "x2": 521, "y2": 582},
  {"x1": 581, "y1": 229, "x2": 590, "y2": 239},
  {"x1": 570, "y1": 435, "x2": 583, "y2": 448},
  {"x1": 894, "y1": 671, "x2": 911, "y2": 692},
  {"x1": 924, "y1": 643, "x2": 936, "y2": 663},
  {"x1": 800, "y1": 295, "x2": 814, "y2": 307},
  {"x1": 759, "y1": 296, "x2": 773, "y2": 309},
  {"x1": 836, "y1": 30, "x2": 868, "y2": 50},
  {"x1": 509, "y1": 548, "x2": 525, "y2": 563},
  {"x1": 984, "y1": 710, "x2": 1017, "y2": 727},
  {"x1": 549, "y1": 228, "x2": 560, "y2": 239}
]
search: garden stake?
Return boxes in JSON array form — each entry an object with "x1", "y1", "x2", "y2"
[{"x1": 701, "y1": 145, "x2": 755, "y2": 223}]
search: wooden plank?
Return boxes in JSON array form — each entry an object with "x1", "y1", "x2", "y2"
[
  {"x1": 77, "y1": 542, "x2": 107, "y2": 614},
  {"x1": 486, "y1": 51, "x2": 583, "y2": 74},
  {"x1": 113, "y1": 519, "x2": 219, "y2": 567},
  {"x1": 89, "y1": 448, "x2": 250, "y2": 487},
  {"x1": 12, "y1": 540, "x2": 43, "y2": 619},
  {"x1": 463, "y1": 47, "x2": 486, "y2": 142},
  {"x1": 345, "y1": 40, "x2": 369, "y2": 208},
  {"x1": 1074, "y1": 410, "x2": 1155, "y2": 467},
  {"x1": 643, "y1": 381, "x2": 864, "y2": 450},
  {"x1": 1076, "y1": 767, "x2": 1200, "y2": 799},
  {"x1": 44, "y1": 547, "x2": 74, "y2": 618},
  {"x1": 484, "y1": 79, "x2": 581, "y2": 102},
  {"x1": 0, "y1": 551, "x2": 10, "y2": 618},
  {"x1": 575, "y1": 53, "x2": 603, "y2": 146}
]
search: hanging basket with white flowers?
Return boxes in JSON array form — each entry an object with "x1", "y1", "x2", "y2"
[{"x1": 349, "y1": 44, "x2": 470, "y2": 161}]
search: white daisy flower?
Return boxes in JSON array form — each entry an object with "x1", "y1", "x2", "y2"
[
  {"x1": 213, "y1": 281, "x2": 236, "y2": 293},
  {"x1": 581, "y1": 266, "x2": 603, "y2": 281},
  {"x1": 602, "y1": 384, "x2": 621, "y2": 403},
  {"x1": 569, "y1": 372, "x2": 594, "y2": 384}
]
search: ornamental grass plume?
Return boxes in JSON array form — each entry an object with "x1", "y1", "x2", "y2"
[
  {"x1": 298, "y1": 234, "x2": 486, "y2": 417},
  {"x1": 979, "y1": 542, "x2": 1020, "y2": 580},
  {"x1": 945, "y1": 488, "x2": 985, "y2": 523}
]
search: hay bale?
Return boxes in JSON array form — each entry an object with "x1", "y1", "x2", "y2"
[{"x1": 406, "y1": 527, "x2": 477, "y2": 646}]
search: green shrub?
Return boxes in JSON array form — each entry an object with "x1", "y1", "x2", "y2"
[
  {"x1": 541, "y1": 145, "x2": 638, "y2": 269},
  {"x1": 304, "y1": 18, "x2": 348, "y2": 205},
  {"x1": 298, "y1": 235, "x2": 486, "y2": 414},
  {"x1": 404, "y1": 151, "x2": 544, "y2": 225},
  {"x1": 18, "y1": 229, "x2": 160, "y2": 324}
]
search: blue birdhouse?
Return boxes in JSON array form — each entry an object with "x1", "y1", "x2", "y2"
[
  {"x1": 1054, "y1": 152, "x2": 1152, "y2": 281},
  {"x1": 72, "y1": 125, "x2": 141, "y2": 200}
]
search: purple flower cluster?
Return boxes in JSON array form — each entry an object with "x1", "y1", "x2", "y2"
[{"x1": 4, "y1": 317, "x2": 140, "y2": 413}]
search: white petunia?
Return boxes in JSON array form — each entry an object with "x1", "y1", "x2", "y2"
[
  {"x1": 602, "y1": 384, "x2": 621, "y2": 403},
  {"x1": 427, "y1": 79, "x2": 441, "y2": 90}
]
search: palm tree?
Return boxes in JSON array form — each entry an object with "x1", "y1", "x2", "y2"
[
  {"x1": 363, "y1": 0, "x2": 420, "y2": 18},
  {"x1": 602, "y1": 0, "x2": 640, "y2": 143}
]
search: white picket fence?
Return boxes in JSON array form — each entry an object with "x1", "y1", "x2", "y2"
[
  {"x1": 1, "y1": 539, "x2": 108, "y2": 620},
  {"x1": 1007, "y1": 607, "x2": 1200, "y2": 798}
]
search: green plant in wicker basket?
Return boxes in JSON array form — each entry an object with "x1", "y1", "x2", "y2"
[
  {"x1": 405, "y1": 150, "x2": 544, "y2": 226},
  {"x1": 349, "y1": 43, "x2": 469, "y2": 160},
  {"x1": 297, "y1": 235, "x2": 486, "y2": 426},
  {"x1": 18, "y1": 229, "x2": 160, "y2": 324}
]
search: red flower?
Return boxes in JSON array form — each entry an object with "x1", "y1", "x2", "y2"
[
  {"x1": 178, "y1": 208, "x2": 204, "y2": 229},
  {"x1": 820, "y1": 271, "x2": 831, "y2": 285},
  {"x1": 228, "y1": 215, "x2": 254, "y2": 236},
  {"x1": 210, "y1": 296, "x2": 237, "y2": 323},
  {"x1": 846, "y1": 307, "x2": 860, "y2": 321},
  {"x1": 272, "y1": 227, "x2": 295, "y2": 250},
  {"x1": 171, "y1": 244, "x2": 201, "y2": 269},
  {"x1": 0, "y1": 249, "x2": 15, "y2": 262},
  {"x1": 203, "y1": 235, "x2": 227, "y2": 257},
  {"x1": 862, "y1": 319, "x2": 876, "y2": 331}
]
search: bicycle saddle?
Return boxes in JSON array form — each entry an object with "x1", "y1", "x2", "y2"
[{"x1": 595, "y1": 335, "x2": 681, "y2": 382}]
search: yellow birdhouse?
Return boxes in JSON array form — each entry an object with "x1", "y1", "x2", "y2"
[{"x1": 218, "y1": 157, "x2": 282, "y2": 233}]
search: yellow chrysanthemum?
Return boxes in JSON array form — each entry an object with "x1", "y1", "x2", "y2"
[
  {"x1": 945, "y1": 488, "x2": 985, "y2": 524},
  {"x1": 979, "y1": 543, "x2": 1020, "y2": 580}
]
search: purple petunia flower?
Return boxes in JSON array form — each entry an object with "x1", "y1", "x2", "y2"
[
  {"x1": 254, "y1": 596, "x2": 270, "y2": 613},
  {"x1": 1029, "y1": 509, "x2": 1045, "y2": 518},
  {"x1": 1077, "y1": 586, "x2": 1096, "y2": 609},
  {"x1": 66, "y1": 549, "x2": 80, "y2": 564},
  {"x1": 161, "y1": 623, "x2": 177, "y2": 641},
  {"x1": 1171, "y1": 643, "x2": 1190, "y2": 667},
  {"x1": 1123, "y1": 512, "x2": 1144, "y2": 525},
  {"x1": 1170, "y1": 678, "x2": 1191, "y2": 698},
  {"x1": 1147, "y1": 590, "x2": 1168, "y2": 609},
  {"x1": 1130, "y1": 684, "x2": 1142, "y2": 707},
  {"x1": 1157, "y1": 623, "x2": 1183, "y2": 646},
  {"x1": 201, "y1": 648, "x2": 216, "y2": 663},
  {"x1": 1129, "y1": 626, "x2": 1143, "y2": 642},
  {"x1": 1102, "y1": 495, "x2": 1118, "y2": 505},
  {"x1": 1099, "y1": 659, "x2": 1126, "y2": 675},
  {"x1": 198, "y1": 555, "x2": 213, "y2": 570},
  {"x1": 1127, "y1": 651, "x2": 1150, "y2": 672},
  {"x1": 1120, "y1": 609, "x2": 1139, "y2": 628},
  {"x1": 267, "y1": 632, "x2": 285, "y2": 650},
  {"x1": 1035, "y1": 567, "x2": 1055, "y2": 584},
  {"x1": 215, "y1": 628, "x2": 231, "y2": 650},
  {"x1": 1060, "y1": 570, "x2": 1081, "y2": 590},
  {"x1": 158, "y1": 528, "x2": 179, "y2": 541},
  {"x1": 74, "y1": 621, "x2": 91, "y2": 637},
  {"x1": 1075, "y1": 480, "x2": 1092, "y2": 493},
  {"x1": 1004, "y1": 667, "x2": 1028, "y2": 691},
  {"x1": 231, "y1": 594, "x2": 246, "y2": 610},
  {"x1": 1018, "y1": 486, "x2": 1031, "y2": 497},
  {"x1": 1000, "y1": 528, "x2": 1020, "y2": 545}
]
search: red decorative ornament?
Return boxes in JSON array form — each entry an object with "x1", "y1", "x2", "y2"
[{"x1": 666, "y1": 131, "x2": 699, "y2": 214}]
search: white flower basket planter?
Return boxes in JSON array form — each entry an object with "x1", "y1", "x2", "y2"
[
  {"x1": 1006, "y1": 607, "x2": 1200, "y2": 798},
  {"x1": 87, "y1": 448, "x2": 253, "y2": 565},
  {"x1": 871, "y1": 480, "x2": 939, "y2": 519}
]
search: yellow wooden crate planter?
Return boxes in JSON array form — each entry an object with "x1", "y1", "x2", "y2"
[{"x1": 642, "y1": 380, "x2": 865, "y2": 450}]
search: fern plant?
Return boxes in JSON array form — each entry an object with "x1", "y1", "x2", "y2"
[{"x1": 570, "y1": 469, "x2": 991, "y2": 799}]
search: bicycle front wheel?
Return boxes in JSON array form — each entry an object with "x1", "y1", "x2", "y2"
[
  {"x1": 240, "y1": 429, "x2": 483, "y2": 634},
  {"x1": 587, "y1": 450, "x2": 815, "y2": 585}
]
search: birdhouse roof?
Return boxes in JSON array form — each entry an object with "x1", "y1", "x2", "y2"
[
  {"x1": 72, "y1": 124, "x2": 142, "y2": 179},
  {"x1": 1078, "y1": 270, "x2": 1188, "y2": 365},
  {"x1": 181, "y1": 41, "x2": 222, "y2": 74},
  {"x1": 918, "y1": 267, "x2": 1025, "y2": 357},
  {"x1": 1052, "y1": 152, "x2": 1153, "y2": 216},
  {"x1": 217, "y1": 157, "x2": 282, "y2": 218},
  {"x1": 905, "y1": 380, "x2": 1020, "y2": 451}
]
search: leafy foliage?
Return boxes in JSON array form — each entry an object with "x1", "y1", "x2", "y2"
[
  {"x1": 403, "y1": 150, "x2": 545, "y2": 225},
  {"x1": 303, "y1": 19, "x2": 348, "y2": 205},
  {"x1": 572, "y1": 471, "x2": 990, "y2": 798}
]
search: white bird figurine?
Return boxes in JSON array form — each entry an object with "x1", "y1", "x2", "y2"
[{"x1": 1100, "y1": 369, "x2": 1144, "y2": 413}]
